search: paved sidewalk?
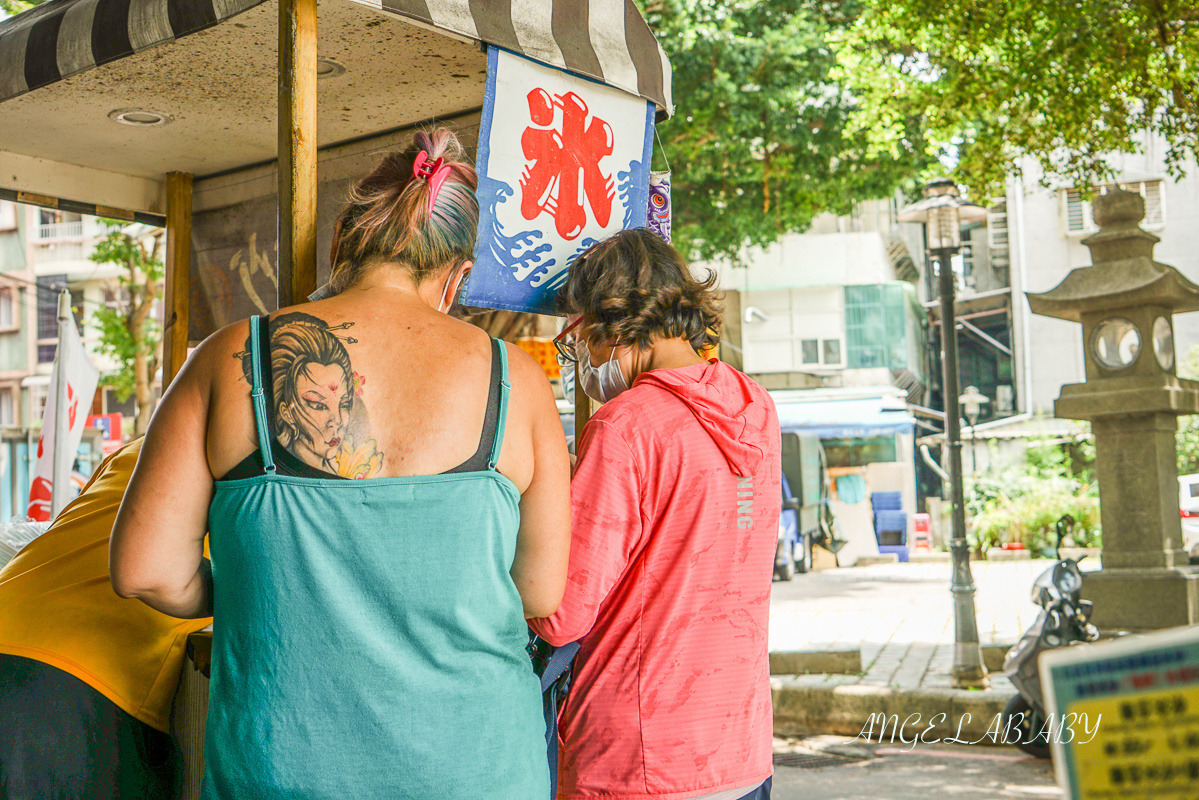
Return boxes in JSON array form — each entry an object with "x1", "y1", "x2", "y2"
[{"x1": 768, "y1": 559, "x2": 1073, "y2": 740}]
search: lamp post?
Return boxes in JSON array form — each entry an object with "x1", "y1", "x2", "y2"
[
  {"x1": 959, "y1": 385, "x2": 989, "y2": 476},
  {"x1": 899, "y1": 178, "x2": 989, "y2": 689}
]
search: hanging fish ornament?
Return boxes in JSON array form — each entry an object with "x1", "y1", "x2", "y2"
[{"x1": 647, "y1": 170, "x2": 671, "y2": 242}]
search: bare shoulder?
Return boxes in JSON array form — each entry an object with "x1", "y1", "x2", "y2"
[
  {"x1": 502, "y1": 341, "x2": 556, "y2": 404},
  {"x1": 160, "y1": 319, "x2": 249, "y2": 399},
  {"x1": 185, "y1": 318, "x2": 258, "y2": 393}
]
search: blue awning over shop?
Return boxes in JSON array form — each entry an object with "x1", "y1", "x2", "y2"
[{"x1": 774, "y1": 395, "x2": 915, "y2": 439}]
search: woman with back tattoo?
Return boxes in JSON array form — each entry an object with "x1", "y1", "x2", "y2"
[{"x1": 111, "y1": 128, "x2": 571, "y2": 799}]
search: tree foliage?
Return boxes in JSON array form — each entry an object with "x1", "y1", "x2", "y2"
[
  {"x1": 967, "y1": 439, "x2": 1099, "y2": 556},
  {"x1": 0, "y1": 0, "x2": 41, "y2": 18},
  {"x1": 89, "y1": 223, "x2": 164, "y2": 436},
  {"x1": 638, "y1": 0, "x2": 934, "y2": 261},
  {"x1": 840, "y1": 0, "x2": 1199, "y2": 198},
  {"x1": 1177, "y1": 345, "x2": 1199, "y2": 476}
]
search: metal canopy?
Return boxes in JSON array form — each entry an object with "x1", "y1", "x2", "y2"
[
  {"x1": 774, "y1": 395, "x2": 916, "y2": 439},
  {"x1": 0, "y1": 0, "x2": 672, "y2": 213}
]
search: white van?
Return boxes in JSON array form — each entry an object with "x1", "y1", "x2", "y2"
[{"x1": 1176, "y1": 474, "x2": 1199, "y2": 563}]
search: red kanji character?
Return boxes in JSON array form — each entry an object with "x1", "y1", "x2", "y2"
[{"x1": 520, "y1": 88, "x2": 615, "y2": 240}]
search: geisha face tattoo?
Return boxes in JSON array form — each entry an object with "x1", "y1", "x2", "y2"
[
  {"x1": 237, "y1": 312, "x2": 384, "y2": 479},
  {"x1": 283, "y1": 362, "x2": 353, "y2": 467}
]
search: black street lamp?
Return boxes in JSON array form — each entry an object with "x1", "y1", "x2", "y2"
[
  {"x1": 899, "y1": 178, "x2": 990, "y2": 689},
  {"x1": 960, "y1": 385, "x2": 989, "y2": 476}
]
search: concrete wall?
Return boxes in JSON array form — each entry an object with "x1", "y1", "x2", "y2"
[
  {"x1": 713, "y1": 230, "x2": 900, "y2": 293},
  {"x1": 1007, "y1": 143, "x2": 1199, "y2": 414},
  {"x1": 740, "y1": 285, "x2": 845, "y2": 374}
]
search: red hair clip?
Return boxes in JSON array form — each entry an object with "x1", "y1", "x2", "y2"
[{"x1": 413, "y1": 150, "x2": 452, "y2": 214}]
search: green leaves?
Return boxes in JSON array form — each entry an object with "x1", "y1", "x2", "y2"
[
  {"x1": 88, "y1": 222, "x2": 163, "y2": 407},
  {"x1": 842, "y1": 0, "x2": 1199, "y2": 198},
  {"x1": 639, "y1": 0, "x2": 934, "y2": 261},
  {"x1": 0, "y1": 0, "x2": 37, "y2": 17},
  {"x1": 1176, "y1": 345, "x2": 1199, "y2": 476}
]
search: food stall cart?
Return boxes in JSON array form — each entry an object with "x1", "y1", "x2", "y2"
[{"x1": 0, "y1": 0, "x2": 672, "y2": 793}]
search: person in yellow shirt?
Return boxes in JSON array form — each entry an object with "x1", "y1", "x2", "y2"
[{"x1": 0, "y1": 438, "x2": 212, "y2": 799}]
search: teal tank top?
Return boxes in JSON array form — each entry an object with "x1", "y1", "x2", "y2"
[{"x1": 203, "y1": 316, "x2": 548, "y2": 799}]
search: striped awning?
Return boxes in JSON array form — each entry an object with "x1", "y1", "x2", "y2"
[{"x1": 0, "y1": 0, "x2": 672, "y2": 115}]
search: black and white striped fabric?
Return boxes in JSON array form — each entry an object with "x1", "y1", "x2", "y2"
[
  {"x1": 359, "y1": 0, "x2": 672, "y2": 116},
  {"x1": 0, "y1": 0, "x2": 672, "y2": 114}
]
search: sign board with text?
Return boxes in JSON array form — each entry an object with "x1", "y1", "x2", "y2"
[
  {"x1": 1042, "y1": 625, "x2": 1199, "y2": 800},
  {"x1": 461, "y1": 47, "x2": 655, "y2": 316}
]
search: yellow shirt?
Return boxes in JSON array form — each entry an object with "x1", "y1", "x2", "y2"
[{"x1": 0, "y1": 438, "x2": 212, "y2": 732}]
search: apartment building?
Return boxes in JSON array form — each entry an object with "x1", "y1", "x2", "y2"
[
  {"x1": 1005, "y1": 148, "x2": 1199, "y2": 416},
  {"x1": 0, "y1": 201, "x2": 133, "y2": 428}
]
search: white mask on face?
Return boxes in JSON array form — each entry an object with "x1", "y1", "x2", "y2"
[{"x1": 576, "y1": 339, "x2": 630, "y2": 404}]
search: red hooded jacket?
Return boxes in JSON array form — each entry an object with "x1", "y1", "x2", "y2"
[{"x1": 530, "y1": 360, "x2": 781, "y2": 800}]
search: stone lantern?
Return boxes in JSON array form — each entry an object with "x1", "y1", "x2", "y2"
[{"x1": 1027, "y1": 188, "x2": 1199, "y2": 631}]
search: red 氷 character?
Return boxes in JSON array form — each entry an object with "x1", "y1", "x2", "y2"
[{"x1": 520, "y1": 88, "x2": 615, "y2": 240}]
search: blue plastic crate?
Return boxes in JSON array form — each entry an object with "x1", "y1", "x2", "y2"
[
  {"x1": 875, "y1": 509, "x2": 907, "y2": 533},
  {"x1": 870, "y1": 491, "x2": 903, "y2": 512},
  {"x1": 878, "y1": 544, "x2": 910, "y2": 563}
]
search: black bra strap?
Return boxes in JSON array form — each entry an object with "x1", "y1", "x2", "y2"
[{"x1": 443, "y1": 338, "x2": 503, "y2": 474}]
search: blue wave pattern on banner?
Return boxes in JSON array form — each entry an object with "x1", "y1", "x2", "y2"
[
  {"x1": 477, "y1": 175, "x2": 555, "y2": 286},
  {"x1": 618, "y1": 159, "x2": 647, "y2": 230},
  {"x1": 474, "y1": 174, "x2": 641, "y2": 314}
]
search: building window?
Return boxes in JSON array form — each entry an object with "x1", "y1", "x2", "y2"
[
  {"x1": 35, "y1": 210, "x2": 83, "y2": 240},
  {"x1": 987, "y1": 202, "x2": 1011, "y2": 274},
  {"x1": 987, "y1": 203, "x2": 1009, "y2": 250},
  {"x1": 799, "y1": 338, "x2": 843, "y2": 367},
  {"x1": 0, "y1": 287, "x2": 13, "y2": 329},
  {"x1": 1063, "y1": 180, "x2": 1166, "y2": 236},
  {"x1": 0, "y1": 388, "x2": 14, "y2": 425},
  {"x1": 822, "y1": 436, "x2": 899, "y2": 468},
  {"x1": 822, "y1": 339, "x2": 842, "y2": 366},
  {"x1": 845, "y1": 284, "x2": 911, "y2": 370},
  {"x1": 36, "y1": 275, "x2": 83, "y2": 360},
  {"x1": 801, "y1": 339, "x2": 819, "y2": 365},
  {"x1": 37, "y1": 275, "x2": 68, "y2": 340},
  {"x1": 1063, "y1": 189, "x2": 1094, "y2": 236}
]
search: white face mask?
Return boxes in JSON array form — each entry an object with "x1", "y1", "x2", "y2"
[{"x1": 576, "y1": 339, "x2": 630, "y2": 404}]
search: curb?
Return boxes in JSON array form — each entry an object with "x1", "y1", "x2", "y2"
[
  {"x1": 771, "y1": 676, "x2": 1012, "y2": 744},
  {"x1": 769, "y1": 648, "x2": 862, "y2": 675}
]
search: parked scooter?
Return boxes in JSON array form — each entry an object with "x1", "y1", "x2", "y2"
[{"x1": 1001, "y1": 516, "x2": 1100, "y2": 758}]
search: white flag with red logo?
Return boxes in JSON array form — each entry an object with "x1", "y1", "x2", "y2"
[{"x1": 27, "y1": 319, "x2": 99, "y2": 521}]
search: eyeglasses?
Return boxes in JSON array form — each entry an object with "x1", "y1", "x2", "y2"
[{"x1": 554, "y1": 316, "x2": 583, "y2": 364}]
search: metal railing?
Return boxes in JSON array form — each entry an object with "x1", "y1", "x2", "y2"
[
  {"x1": 31, "y1": 241, "x2": 87, "y2": 264},
  {"x1": 36, "y1": 221, "x2": 84, "y2": 240}
]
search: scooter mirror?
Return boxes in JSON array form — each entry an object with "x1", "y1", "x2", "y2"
[{"x1": 1052, "y1": 561, "x2": 1082, "y2": 595}]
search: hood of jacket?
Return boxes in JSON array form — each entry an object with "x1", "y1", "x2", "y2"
[{"x1": 633, "y1": 360, "x2": 776, "y2": 476}]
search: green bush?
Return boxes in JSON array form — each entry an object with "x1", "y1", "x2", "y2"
[{"x1": 966, "y1": 438, "x2": 1100, "y2": 558}]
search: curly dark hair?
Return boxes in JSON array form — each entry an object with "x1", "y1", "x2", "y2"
[{"x1": 557, "y1": 228, "x2": 721, "y2": 351}]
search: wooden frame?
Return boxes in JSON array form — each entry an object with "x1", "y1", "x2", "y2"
[
  {"x1": 277, "y1": 0, "x2": 319, "y2": 308},
  {"x1": 163, "y1": 172, "x2": 193, "y2": 385}
]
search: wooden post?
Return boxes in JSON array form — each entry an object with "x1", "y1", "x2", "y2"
[
  {"x1": 574, "y1": 363, "x2": 591, "y2": 437},
  {"x1": 163, "y1": 172, "x2": 193, "y2": 385},
  {"x1": 277, "y1": 0, "x2": 318, "y2": 308}
]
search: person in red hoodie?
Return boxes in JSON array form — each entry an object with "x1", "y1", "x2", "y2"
[{"x1": 530, "y1": 228, "x2": 782, "y2": 800}]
